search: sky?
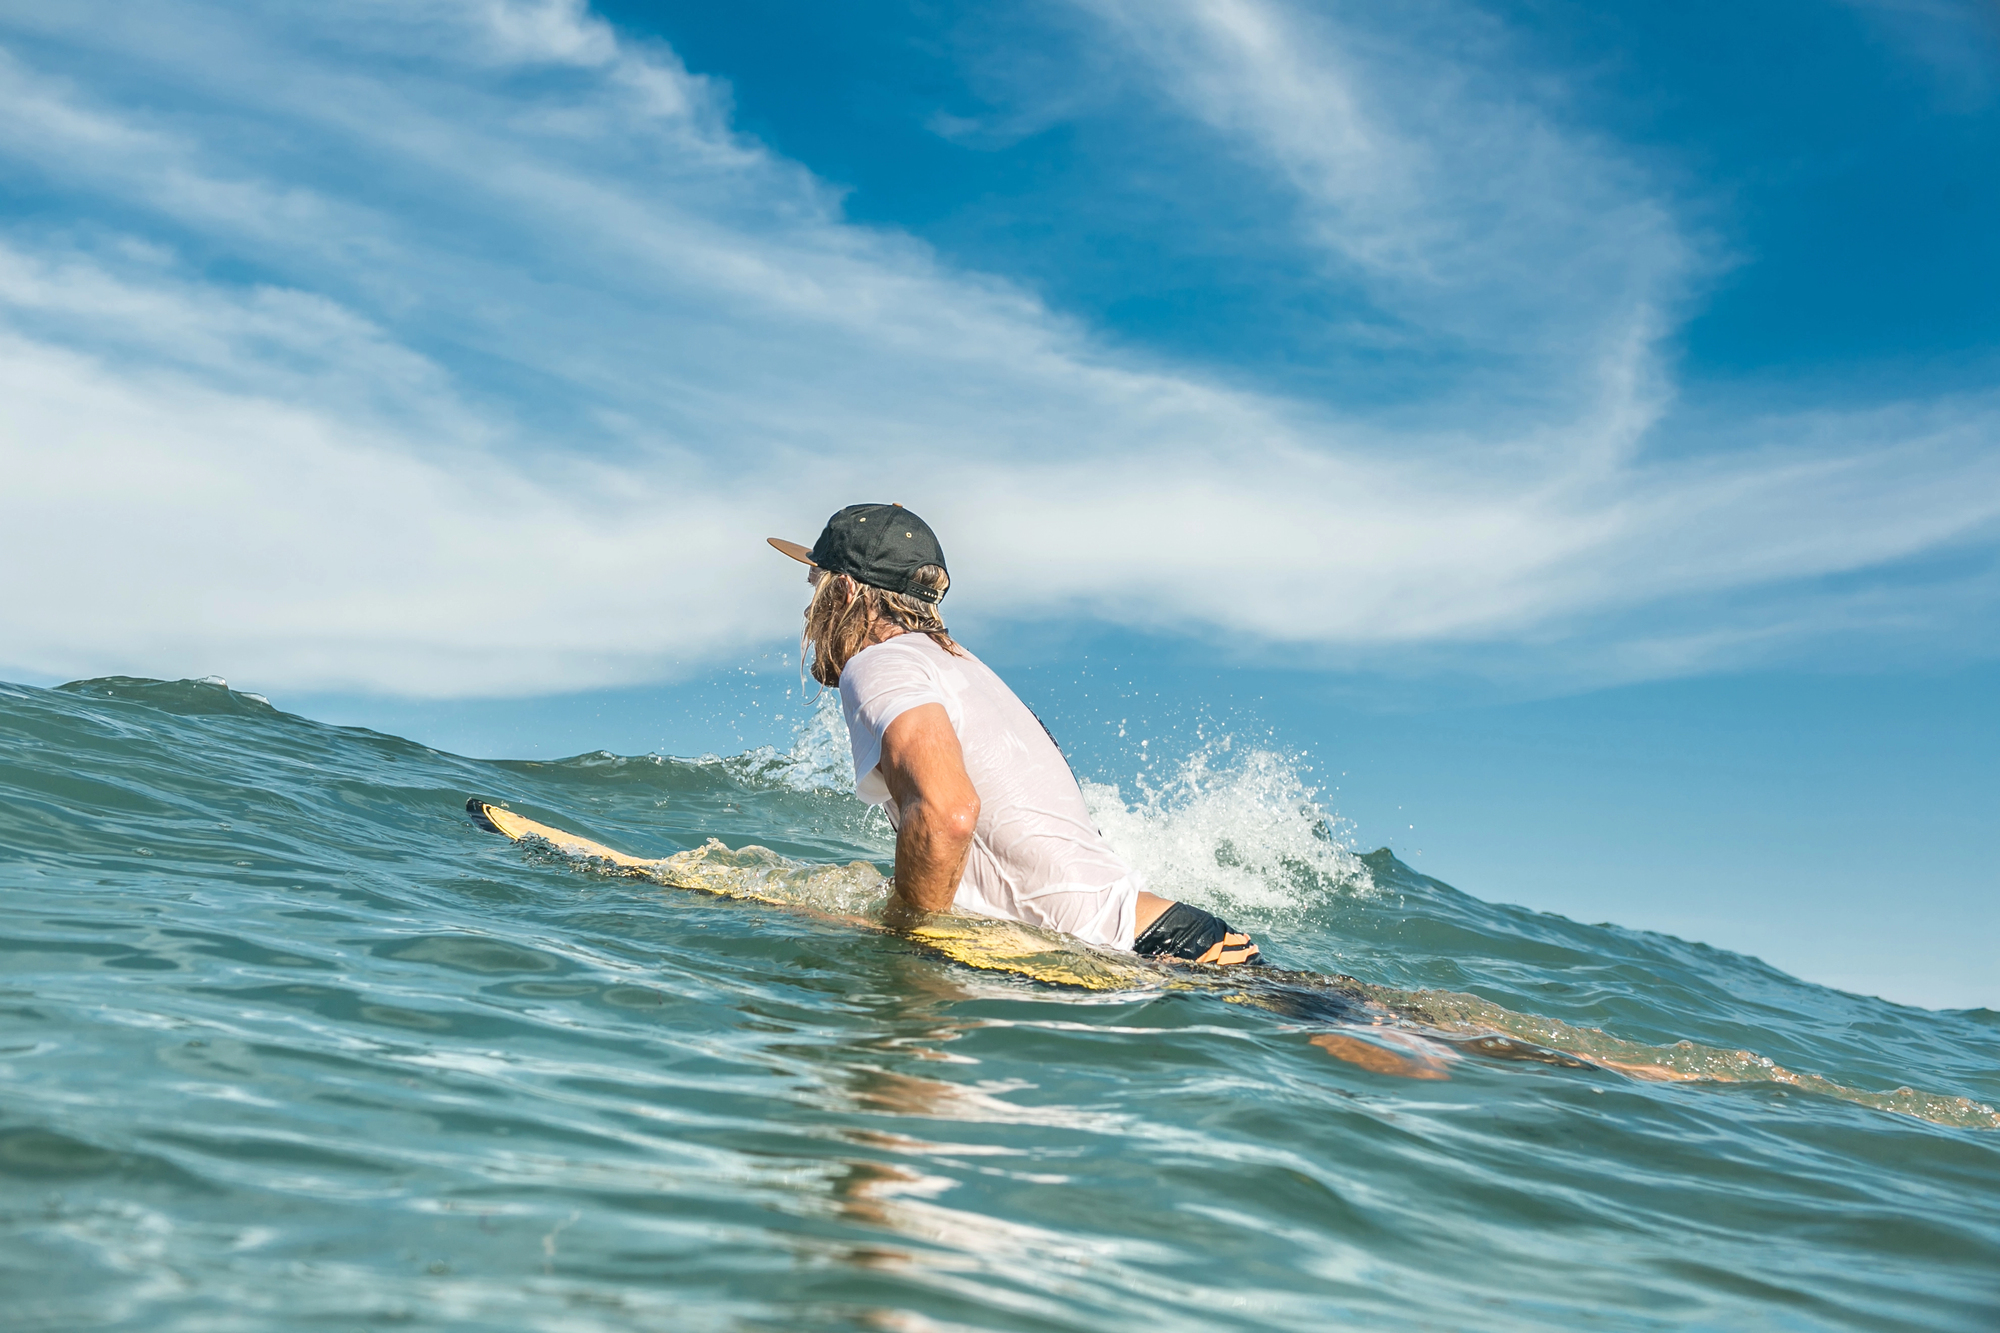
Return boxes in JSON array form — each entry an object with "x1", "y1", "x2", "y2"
[{"x1": 0, "y1": 0, "x2": 1994, "y2": 1006}]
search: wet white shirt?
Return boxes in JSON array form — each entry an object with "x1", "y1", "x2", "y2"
[{"x1": 839, "y1": 633, "x2": 1141, "y2": 949}]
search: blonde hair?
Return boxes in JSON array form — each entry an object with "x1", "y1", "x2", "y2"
[{"x1": 802, "y1": 564, "x2": 960, "y2": 686}]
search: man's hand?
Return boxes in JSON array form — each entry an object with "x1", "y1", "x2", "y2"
[
  {"x1": 877, "y1": 703, "x2": 980, "y2": 917},
  {"x1": 1132, "y1": 890, "x2": 1262, "y2": 965}
]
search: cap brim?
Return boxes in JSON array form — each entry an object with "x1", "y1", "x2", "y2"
[{"x1": 767, "y1": 537, "x2": 815, "y2": 565}]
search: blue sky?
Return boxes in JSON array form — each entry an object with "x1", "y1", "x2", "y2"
[{"x1": 0, "y1": 0, "x2": 1994, "y2": 1006}]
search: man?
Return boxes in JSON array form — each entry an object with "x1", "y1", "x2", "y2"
[{"x1": 769, "y1": 503, "x2": 1261, "y2": 965}]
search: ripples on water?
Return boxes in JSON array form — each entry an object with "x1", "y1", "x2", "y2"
[{"x1": 2, "y1": 676, "x2": 1996, "y2": 1331}]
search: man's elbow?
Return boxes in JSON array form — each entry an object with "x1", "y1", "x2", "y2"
[{"x1": 939, "y1": 794, "x2": 980, "y2": 844}]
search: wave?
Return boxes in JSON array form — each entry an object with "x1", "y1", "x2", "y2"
[
  {"x1": 462, "y1": 688, "x2": 1999, "y2": 1130},
  {"x1": 5, "y1": 675, "x2": 1998, "y2": 1333}
]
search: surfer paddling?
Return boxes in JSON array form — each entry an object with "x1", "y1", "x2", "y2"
[{"x1": 769, "y1": 504, "x2": 1261, "y2": 966}]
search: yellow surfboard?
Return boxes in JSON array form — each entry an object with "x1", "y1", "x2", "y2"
[{"x1": 465, "y1": 797, "x2": 1158, "y2": 991}]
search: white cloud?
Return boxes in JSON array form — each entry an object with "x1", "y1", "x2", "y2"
[
  {"x1": 0, "y1": 0, "x2": 1994, "y2": 697},
  {"x1": 0, "y1": 297, "x2": 773, "y2": 697}
]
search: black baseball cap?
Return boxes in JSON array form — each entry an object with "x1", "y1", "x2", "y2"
[{"x1": 768, "y1": 503, "x2": 949, "y2": 604}]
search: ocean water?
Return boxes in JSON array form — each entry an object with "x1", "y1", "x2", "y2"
[{"x1": 2, "y1": 676, "x2": 1996, "y2": 1332}]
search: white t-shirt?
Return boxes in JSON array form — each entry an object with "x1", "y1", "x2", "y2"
[{"x1": 840, "y1": 633, "x2": 1141, "y2": 949}]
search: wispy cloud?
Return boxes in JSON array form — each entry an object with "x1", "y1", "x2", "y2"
[
  {"x1": 1843, "y1": 0, "x2": 2000, "y2": 110},
  {"x1": 1069, "y1": 0, "x2": 1698, "y2": 430},
  {"x1": 0, "y1": 0, "x2": 1993, "y2": 697}
]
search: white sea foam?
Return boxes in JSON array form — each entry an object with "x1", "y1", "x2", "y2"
[
  {"x1": 1083, "y1": 745, "x2": 1374, "y2": 919},
  {"x1": 773, "y1": 689, "x2": 856, "y2": 790},
  {"x1": 731, "y1": 689, "x2": 856, "y2": 792}
]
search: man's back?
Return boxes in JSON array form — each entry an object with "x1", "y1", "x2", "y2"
[{"x1": 840, "y1": 633, "x2": 1139, "y2": 948}]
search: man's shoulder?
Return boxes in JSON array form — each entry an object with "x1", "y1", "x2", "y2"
[
  {"x1": 855, "y1": 632, "x2": 982, "y2": 669},
  {"x1": 843, "y1": 636, "x2": 997, "y2": 710},
  {"x1": 844, "y1": 633, "x2": 947, "y2": 691}
]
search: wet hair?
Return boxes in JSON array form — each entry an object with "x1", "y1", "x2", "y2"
[{"x1": 801, "y1": 564, "x2": 961, "y2": 687}]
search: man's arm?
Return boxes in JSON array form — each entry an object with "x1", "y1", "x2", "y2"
[{"x1": 877, "y1": 703, "x2": 980, "y2": 915}]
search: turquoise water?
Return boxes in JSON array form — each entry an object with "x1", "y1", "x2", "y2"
[{"x1": 3, "y1": 676, "x2": 1997, "y2": 1332}]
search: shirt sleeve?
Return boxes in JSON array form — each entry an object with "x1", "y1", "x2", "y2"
[{"x1": 839, "y1": 640, "x2": 953, "y2": 804}]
